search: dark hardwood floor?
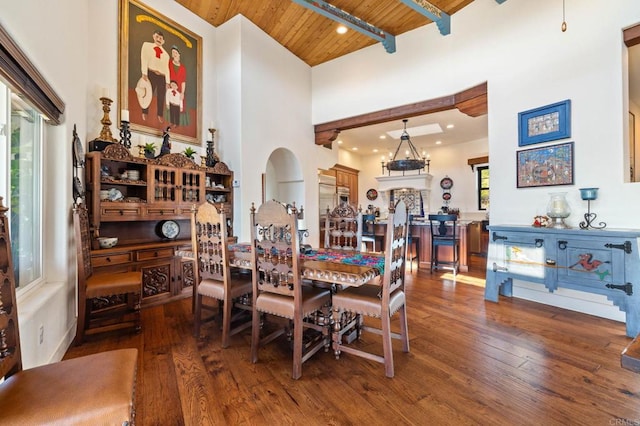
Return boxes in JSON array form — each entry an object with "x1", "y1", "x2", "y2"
[{"x1": 64, "y1": 255, "x2": 640, "y2": 425}]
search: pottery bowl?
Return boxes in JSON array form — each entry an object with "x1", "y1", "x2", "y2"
[{"x1": 97, "y1": 237, "x2": 118, "y2": 249}]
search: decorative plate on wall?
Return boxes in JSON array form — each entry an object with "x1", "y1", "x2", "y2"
[
  {"x1": 442, "y1": 192, "x2": 452, "y2": 201},
  {"x1": 440, "y1": 177, "x2": 454, "y2": 190},
  {"x1": 366, "y1": 188, "x2": 378, "y2": 201}
]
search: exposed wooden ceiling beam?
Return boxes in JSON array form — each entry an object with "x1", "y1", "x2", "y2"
[
  {"x1": 398, "y1": 0, "x2": 450, "y2": 35},
  {"x1": 290, "y1": 0, "x2": 396, "y2": 54},
  {"x1": 314, "y1": 82, "x2": 487, "y2": 146}
]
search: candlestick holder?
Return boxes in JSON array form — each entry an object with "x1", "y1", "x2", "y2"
[
  {"x1": 98, "y1": 97, "x2": 117, "y2": 142},
  {"x1": 578, "y1": 188, "x2": 606, "y2": 229},
  {"x1": 206, "y1": 128, "x2": 219, "y2": 167},
  {"x1": 119, "y1": 120, "x2": 131, "y2": 149}
]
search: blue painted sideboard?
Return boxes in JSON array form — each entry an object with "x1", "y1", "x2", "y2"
[{"x1": 485, "y1": 225, "x2": 640, "y2": 337}]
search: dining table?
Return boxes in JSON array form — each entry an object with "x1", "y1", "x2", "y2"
[
  {"x1": 178, "y1": 242, "x2": 385, "y2": 349},
  {"x1": 227, "y1": 243, "x2": 384, "y2": 288}
]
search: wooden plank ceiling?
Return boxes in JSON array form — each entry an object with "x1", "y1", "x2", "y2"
[{"x1": 175, "y1": 0, "x2": 475, "y2": 66}]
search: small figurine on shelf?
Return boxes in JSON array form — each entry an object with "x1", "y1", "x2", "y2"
[
  {"x1": 159, "y1": 126, "x2": 172, "y2": 157},
  {"x1": 532, "y1": 215, "x2": 550, "y2": 228}
]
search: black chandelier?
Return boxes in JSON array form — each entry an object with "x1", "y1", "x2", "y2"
[{"x1": 381, "y1": 119, "x2": 429, "y2": 175}]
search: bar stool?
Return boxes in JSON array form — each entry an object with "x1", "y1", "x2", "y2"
[
  {"x1": 428, "y1": 214, "x2": 460, "y2": 273},
  {"x1": 361, "y1": 213, "x2": 377, "y2": 252}
]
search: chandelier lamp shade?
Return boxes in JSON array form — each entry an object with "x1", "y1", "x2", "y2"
[{"x1": 381, "y1": 119, "x2": 430, "y2": 175}]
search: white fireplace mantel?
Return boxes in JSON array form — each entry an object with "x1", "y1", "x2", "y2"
[
  {"x1": 375, "y1": 173, "x2": 433, "y2": 214},
  {"x1": 375, "y1": 173, "x2": 432, "y2": 192}
]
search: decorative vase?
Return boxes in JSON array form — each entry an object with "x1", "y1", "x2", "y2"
[{"x1": 546, "y1": 192, "x2": 571, "y2": 228}]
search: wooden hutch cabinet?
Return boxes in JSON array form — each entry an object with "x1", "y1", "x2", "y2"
[{"x1": 85, "y1": 143, "x2": 233, "y2": 306}]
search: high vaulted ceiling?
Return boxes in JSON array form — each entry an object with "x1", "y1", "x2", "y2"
[{"x1": 175, "y1": 0, "x2": 475, "y2": 66}]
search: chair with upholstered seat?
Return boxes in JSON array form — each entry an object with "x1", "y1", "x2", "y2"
[
  {"x1": 0, "y1": 197, "x2": 138, "y2": 425},
  {"x1": 325, "y1": 203, "x2": 363, "y2": 251},
  {"x1": 73, "y1": 203, "x2": 141, "y2": 345},
  {"x1": 428, "y1": 214, "x2": 460, "y2": 273},
  {"x1": 192, "y1": 201, "x2": 252, "y2": 347},
  {"x1": 331, "y1": 200, "x2": 410, "y2": 378},
  {"x1": 250, "y1": 200, "x2": 331, "y2": 379}
]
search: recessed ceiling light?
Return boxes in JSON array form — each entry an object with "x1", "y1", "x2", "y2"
[
  {"x1": 435, "y1": 140, "x2": 442, "y2": 145},
  {"x1": 336, "y1": 25, "x2": 348, "y2": 34},
  {"x1": 352, "y1": 147, "x2": 358, "y2": 151},
  {"x1": 379, "y1": 135, "x2": 386, "y2": 139},
  {"x1": 373, "y1": 148, "x2": 379, "y2": 153},
  {"x1": 337, "y1": 140, "x2": 343, "y2": 144},
  {"x1": 446, "y1": 124, "x2": 454, "y2": 129}
]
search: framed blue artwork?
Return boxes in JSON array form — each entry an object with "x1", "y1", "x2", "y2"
[{"x1": 518, "y1": 100, "x2": 571, "y2": 146}]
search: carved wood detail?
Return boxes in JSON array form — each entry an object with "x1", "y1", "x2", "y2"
[
  {"x1": 156, "y1": 153, "x2": 198, "y2": 169},
  {"x1": 142, "y1": 264, "x2": 171, "y2": 297},
  {"x1": 209, "y1": 161, "x2": 231, "y2": 175},
  {"x1": 103, "y1": 143, "x2": 135, "y2": 161}
]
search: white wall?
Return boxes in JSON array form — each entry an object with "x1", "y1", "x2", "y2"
[
  {"x1": 217, "y1": 16, "x2": 338, "y2": 246},
  {"x1": 313, "y1": 0, "x2": 640, "y2": 320}
]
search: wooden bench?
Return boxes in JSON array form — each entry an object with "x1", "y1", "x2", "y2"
[{"x1": 622, "y1": 334, "x2": 640, "y2": 373}]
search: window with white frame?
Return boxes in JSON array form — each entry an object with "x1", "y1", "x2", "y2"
[
  {"x1": 0, "y1": 23, "x2": 62, "y2": 290},
  {"x1": 0, "y1": 81, "x2": 44, "y2": 288}
]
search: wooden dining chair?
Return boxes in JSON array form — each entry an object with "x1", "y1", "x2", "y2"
[
  {"x1": 250, "y1": 200, "x2": 331, "y2": 379},
  {"x1": 191, "y1": 201, "x2": 252, "y2": 347},
  {"x1": 0, "y1": 197, "x2": 139, "y2": 425},
  {"x1": 428, "y1": 214, "x2": 460, "y2": 273},
  {"x1": 331, "y1": 200, "x2": 410, "y2": 378},
  {"x1": 73, "y1": 203, "x2": 141, "y2": 345},
  {"x1": 325, "y1": 202, "x2": 363, "y2": 251}
]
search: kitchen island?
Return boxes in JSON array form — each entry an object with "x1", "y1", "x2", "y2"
[{"x1": 370, "y1": 219, "x2": 471, "y2": 272}]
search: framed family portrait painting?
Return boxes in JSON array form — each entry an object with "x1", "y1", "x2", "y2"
[{"x1": 119, "y1": 0, "x2": 202, "y2": 145}]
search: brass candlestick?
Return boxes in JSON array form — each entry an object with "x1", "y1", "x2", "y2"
[{"x1": 98, "y1": 97, "x2": 117, "y2": 142}]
